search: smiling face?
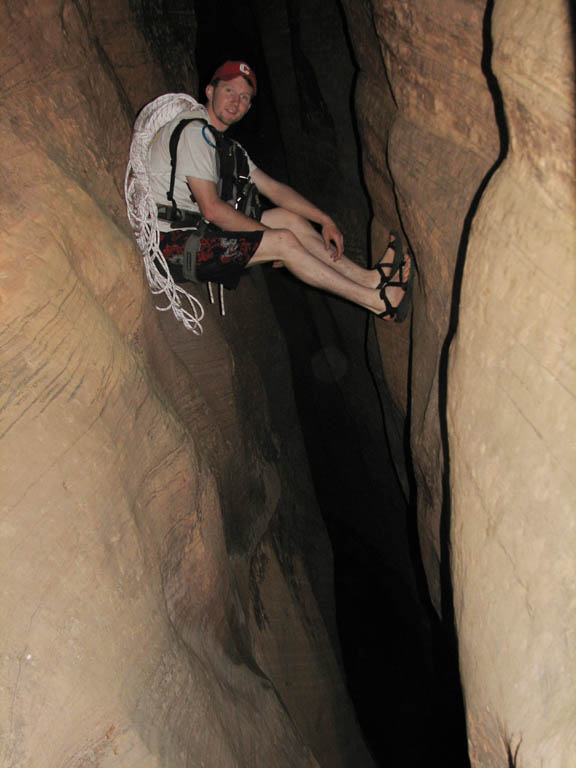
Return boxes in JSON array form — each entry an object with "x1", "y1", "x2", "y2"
[{"x1": 205, "y1": 76, "x2": 254, "y2": 132}]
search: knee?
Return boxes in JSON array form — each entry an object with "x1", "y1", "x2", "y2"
[
  {"x1": 269, "y1": 228, "x2": 300, "y2": 251},
  {"x1": 265, "y1": 228, "x2": 305, "y2": 263}
]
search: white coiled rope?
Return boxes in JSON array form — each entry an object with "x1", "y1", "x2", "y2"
[{"x1": 124, "y1": 93, "x2": 207, "y2": 334}]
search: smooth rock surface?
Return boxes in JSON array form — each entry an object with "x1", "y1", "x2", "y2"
[
  {"x1": 448, "y1": 1, "x2": 576, "y2": 764},
  {"x1": 0, "y1": 1, "x2": 371, "y2": 765},
  {"x1": 343, "y1": 0, "x2": 575, "y2": 764},
  {"x1": 3, "y1": 0, "x2": 575, "y2": 765}
]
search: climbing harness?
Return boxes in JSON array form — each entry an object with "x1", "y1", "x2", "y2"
[{"x1": 125, "y1": 93, "x2": 206, "y2": 334}]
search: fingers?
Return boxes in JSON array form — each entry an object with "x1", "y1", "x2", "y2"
[
  {"x1": 322, "y1": 222, "x2": 344, "y2": 260},
  {"x1": 323, "y1": 234, "x2": 339, "y2": 261},
  {"x1": 333, "y1": 232, "x2": 344, "y2": 260}
]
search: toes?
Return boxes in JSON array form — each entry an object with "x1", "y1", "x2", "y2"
[
  {"x1": 401, "y1": 252, "x2": 412, "y2": 281},
  {"x1": 395, "y1": 251, "x2": 412, "y2": 284}
]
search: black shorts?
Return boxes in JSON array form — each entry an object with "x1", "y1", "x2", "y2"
[{"x1": 159, "y1": 226, "x2": 263, "y2": 290}]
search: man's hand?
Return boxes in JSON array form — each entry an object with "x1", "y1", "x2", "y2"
[
  {"x1": 252, "y1": 169, "x2": 344, "y2": 259},
  {"x1": 322, "y1": 219, "x2": 344, "y2": 261}
]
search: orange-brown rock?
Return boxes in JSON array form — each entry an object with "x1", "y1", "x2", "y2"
[
  {"x1": 3, "y1": 0, "x2": 575, "y2": 765},
  {"x1": 0, "y1": 1, "x2": 371, "y2": 766}
]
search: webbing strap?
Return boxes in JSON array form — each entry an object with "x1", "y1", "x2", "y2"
[
  {"x1": 168, "y1": 118, "x2": 251, "y2": 217},
  {"x1": 167, "y1": 117, "x2": 207, "y2": 220}
]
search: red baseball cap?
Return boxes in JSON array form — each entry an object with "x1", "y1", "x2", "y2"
[{"x1": 211, "y1": 61, "x2": 257, "y2": 94}]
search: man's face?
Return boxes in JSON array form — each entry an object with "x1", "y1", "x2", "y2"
[{"x1": 206, "y1": 77, "x2": 253, "y2": 131}]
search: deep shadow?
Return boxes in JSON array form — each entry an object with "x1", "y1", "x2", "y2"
[
  {"x1": 265, "y1": 272, "x2": 459, "y2": 766},
  {"x1": 191, "y1": 0, "x2": 475, "y2": 764},
  {"x1": 570, "y1": 0, "x2": 576, "y2": 179},
  {"x1": 363, "y1": 318, "x2": 471, "y2": 767},
  {"x1": 437, "y1": 0, "x2": 510, "y2": 753}
]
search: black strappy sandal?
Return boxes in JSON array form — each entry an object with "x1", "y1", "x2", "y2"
[
  {"x1": 378, "y1": 250, "x2": 415, "y2": 323},
  {"x1": 373, "y1": 230, "x2": 404, "y2": 290}
]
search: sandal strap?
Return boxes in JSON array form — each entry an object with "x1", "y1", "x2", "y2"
[
  {"x1": 378, "y1": 285, "x2": 397, "y2": 319},
  {"x1": 385, "y1": 258, "x2": 409, "y2": 289},
  {"x1": 384, "y1": 277, "x2": 409, "y2": 291},
  {"x1": 374, "y1": 263, "x2": 390, "y2": 290},
  {"x1": 373, "y1": 232, "x2": 403, "y2": 289}
]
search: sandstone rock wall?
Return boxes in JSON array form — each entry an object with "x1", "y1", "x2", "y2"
[
  {"x1": 0, "y1": 1, "x2": 371, "y2": 765},
  {"x1": 448, "y1": 1, "x2": 576, "y2": 764},
  {"x1": 341, "y1": 0, "x2": 500, "y2": 609},
  {"x1": 4, "y1": 0, "x2": 574, "y2": 764},
  {"x1": 342, "y1": 0, "x2": 575, "y2": 765}
]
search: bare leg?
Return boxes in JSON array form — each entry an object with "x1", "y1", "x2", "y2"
[
  {"x1": 261, "y1": 208, "x2": 380, "y2": 288},
  {"x1": 249, "y1": 227, "x2": 410, "y2": 316}
]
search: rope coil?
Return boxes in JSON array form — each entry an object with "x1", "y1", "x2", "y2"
[{"x1": 124, "y1": 93, "x2": 207, "y2": 334}]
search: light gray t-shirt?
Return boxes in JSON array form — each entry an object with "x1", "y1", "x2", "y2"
[{"x1": 149, "y1": 109, "x2": 257, "y2": 232}]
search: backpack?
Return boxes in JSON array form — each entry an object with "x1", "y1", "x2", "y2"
[{"x1": 166, "y1": 118, "x2": 262, "y2": 224}]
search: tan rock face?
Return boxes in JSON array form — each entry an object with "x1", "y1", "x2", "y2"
[
  {"x1": 4, "y1": 0, "x2": 574, "y2": 764},
  {"x1": 448, "y1": 1, "x2": 576, "y2": 764},
  {"x1": 0, "y1": 1, "x2": 370, "y2": 766},
  {"x1": 343, "y1": 0, "x2": 575, "y2": 764}
]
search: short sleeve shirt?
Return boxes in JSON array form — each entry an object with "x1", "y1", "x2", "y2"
[{"x1": 149, "y1": 109, "x2": 257, "y2": 232}]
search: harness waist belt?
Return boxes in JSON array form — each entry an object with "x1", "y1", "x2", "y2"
[{"x1": 157, "y1": 205, "x2": 203, "y2": 228}]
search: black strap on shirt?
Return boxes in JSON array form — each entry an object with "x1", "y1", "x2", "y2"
[
  {"x1": 167, "y1": 117, "x2": 206, "y2": 222},
  {"x1": 167, "y1": 119, "x2": 260, "y2": 224}
]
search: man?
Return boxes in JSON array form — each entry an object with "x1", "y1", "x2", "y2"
[{"x1": 150, "y1": 60, "x2": 413, "y2": 321}]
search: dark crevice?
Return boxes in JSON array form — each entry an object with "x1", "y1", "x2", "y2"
[
  {"x1": 190, "y1": 0, "x2": 472, "y2": 764},
  {"x1": 436, "y1": 3, "x2": 510, "y2": 764},
  {"x1": 130, "y1": 0, "x2": 198, "y2": 93},
  {"x1": 438, "y1": 0, "x2": 509, "y2": 632}
]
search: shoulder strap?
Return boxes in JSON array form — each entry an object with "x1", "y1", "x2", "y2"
[
  {"x1": 167, "y1": 117, "x2": 207, "y2": 220},
  {"x1": 216, "y1": 136, "x2": 250, "y2": 205},
  {"x1": 232, "y1": 139, "x2": 250, "y2": 180},
  {"x1": 168, "y1": 119, "x2": 252, "y2": 215}
]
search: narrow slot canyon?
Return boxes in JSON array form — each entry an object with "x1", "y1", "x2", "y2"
[{"x1": 1, "y1": 2, "x2": 574, "y2": 767}]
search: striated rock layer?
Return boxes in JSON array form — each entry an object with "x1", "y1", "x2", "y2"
[{"x1": 0, "y1": 1, "x2": 371, "y2": 766}]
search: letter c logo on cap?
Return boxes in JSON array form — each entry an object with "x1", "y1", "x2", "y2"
[{"x1": 240, "y1": 63, "x2": 250, "y2": 75}]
